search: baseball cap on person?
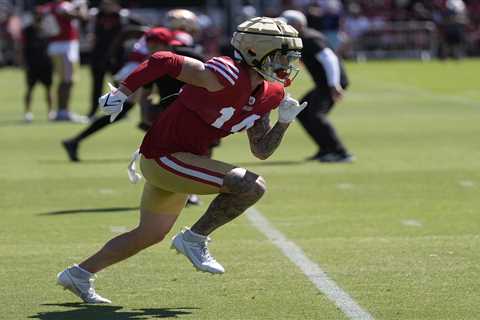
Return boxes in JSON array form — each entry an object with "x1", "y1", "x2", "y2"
[
  {"x1": 145, "y1": 27, "x2": 173, "y2": 45},
  {"x1": 169, "y1": 30, "x2": 194, "y2": 47}
]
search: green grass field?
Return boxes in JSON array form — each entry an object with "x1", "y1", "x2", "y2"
[{"x1": 1, "y1": 59, "x2": 480, "y2": 320}]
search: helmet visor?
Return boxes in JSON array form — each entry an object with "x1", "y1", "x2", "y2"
[{"x1": 259, "y1": 50, "x2": 301, "y2": 86}]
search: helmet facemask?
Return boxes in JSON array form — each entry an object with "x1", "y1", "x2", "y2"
[{"x1": 255, "y1": 50, "x2": 301, "y2": 86}]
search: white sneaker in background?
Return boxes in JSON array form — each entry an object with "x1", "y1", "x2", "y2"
[
  {"x1": 171, "y1": 227, "x2": 225, "y2": 274},
  {"x1": 24, "y1": 112, "x2": 33, "y2": 123},
  {"x1": 48, "y1": 110, "x2": 57, "y2": 121},
  {"x1": 57, "y1": 264, "x2": 111, "y2": 304},
  {"x1": 54, "y1": 110, "x2": 89, "y2": 124}
]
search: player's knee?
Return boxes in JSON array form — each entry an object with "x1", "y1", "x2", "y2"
[
  {"x1": 223, "y1": 168, "x2": 266, "y2": 199},
  {"x1": 253, "y1": 175, "x2": 267, "y2": 199}
]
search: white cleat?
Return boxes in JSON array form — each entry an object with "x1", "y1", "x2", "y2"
[
  {"x1": 171, "y1": 227, "x2": 225, "y2": 274},
  {"x1": 57, "y1": 265, "x2": 111, "y2": 304},
  {"x1": 24, "y1": 112, "x2": 33, "y2": 123}
]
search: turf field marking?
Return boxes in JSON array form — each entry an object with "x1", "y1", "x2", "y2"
[
  {"x1": 458, "y1": 180, "x2": 475, "y2": 188},
  {"x1": 246, "y1": 207, "x2": 374, "y2": 320},
  {"x1": 337, "y1": 182, "x2": 354, "y2": 190},
  {"x1": 401, "y1": 219, "x2": 423, "y2": 227},
  {"x1": 110, "y1": 226, "x2": 128, "y2": 233},
  {"x1": 98, "y1": 188, "x2": 115, "y2": 195}
]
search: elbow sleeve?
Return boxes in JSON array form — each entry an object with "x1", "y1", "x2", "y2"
[{"x1": 315, "y1": 48, "x2": 340, "y2": 87}]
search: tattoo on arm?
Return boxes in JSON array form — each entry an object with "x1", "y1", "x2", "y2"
[{"x1": 247, "y1": 113, "x2": 289, "y2": 160}]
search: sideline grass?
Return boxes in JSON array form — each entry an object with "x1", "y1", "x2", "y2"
[{"x1": 1, "y1": 59, "x2": 480, "y2": 319}]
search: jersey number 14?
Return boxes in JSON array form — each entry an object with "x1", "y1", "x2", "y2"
[{"x1": 211, "y1": 107, "x2": 260, "y2": 132}]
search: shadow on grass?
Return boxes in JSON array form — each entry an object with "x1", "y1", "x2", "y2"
[
  {"x1": 234, "y1": 160, "x2": 306, "y2": 167},
  {"x1": 31, "y1": 303, "x2": 197, "y2": 319},
  {"x1": 38, "y1": 207, "x2": 139, "y2": 215},
  {"x1": 38, "y1": 158, "x2": 129, "y2": 165}
]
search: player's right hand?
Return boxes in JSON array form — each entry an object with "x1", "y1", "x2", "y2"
[
  {"x1": 99, "y1": 83, "x2": 128, "y2": 122},
  {"x1": 330, "y1": 85, "x2": 344, "y2": 103}
]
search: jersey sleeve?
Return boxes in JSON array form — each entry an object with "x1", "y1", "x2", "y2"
[
  {"x1": 121, "y1": 51, "x2": 184, "y2": 92},
  {"x1": 204, "y1": 56, "x2": 240, "y2": 87}
]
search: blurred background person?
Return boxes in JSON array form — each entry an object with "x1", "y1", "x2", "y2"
[
  {"x1": 339, "y1": 2, "x2": 370, "y2": 59},
  {"x1": 85, "y1": 0, "x2": 134, "y2": 120},
  {"x1": 21, "y1": 11, "x2": 53, "y2": 122},
  {"x1": 281, "y1": 9, "x2": 353, "y2": 163},
  {"x1": 439, "y1": 0, "x2": 469, "y2": 59},
  {"x1": 165, "y1": 8, "x2": 200, "y2": 53},
  {"x1": 38, "y1": 0, "x2": 88, "y2": 122},
  {"x1": 305, "y1": 0, "x2": 344, "y2": 51},
  {"x1": 0, "y1": 0, "x2": 22, "y2": 66}
]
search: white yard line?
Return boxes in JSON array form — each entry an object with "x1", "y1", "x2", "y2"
[
  {"x1": 246, "y1": 207, "x2": 374, "y2": 320},
  {"x1": 401, "y1": 219, "x2": 423, "y2": 227},
  {"x1": 110, "y1": 226, "x2": 128, "y2": 233},
  {"x1": 458, "y1": 180, "x2": 475, "y2": 188}
]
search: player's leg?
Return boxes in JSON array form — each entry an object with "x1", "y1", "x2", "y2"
[
  {"x1": 51, "y1": 54, "x2": 68, "y2": 117},
  {"x1": 300, "y1": 89, "x2": 351, "y2": 161},
  {"x1": 24, "y1": 69, "x2": 35, "y2": 122},
  {"x1": 41, "y1": 63, "x2": 54, "y2": 117},
  {"x1": 44, "y1": 83, "x2": 53, "y2": 117},
  {"x1": 53, "y1": 52, "x2": 86, "y2": 123},
  {"x1": 144, "y1": 153, "x2": 266, "y2": 273},
  {"x1": 297, "y1": 89, "x2": 322, "y2": 157},
  {"x1": 62, "y1": 101, "x2": 135, "y2": 161},
  {"x1": 190, "y1": 167, "x2": 266, "y2": 235},
  {"x1": 87, "y1": 62, "x2": 107, "y2": 118},
  {"x1": 312, "y1": 94, "x2": 352, "y2": 162},
  {"x1": 79, "y1": 184, "x2": 186, "y2": 273},
  {"x1": 57, "y1": 182, "x2": 187, "y2": 303}
]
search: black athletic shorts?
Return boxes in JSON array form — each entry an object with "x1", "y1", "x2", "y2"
[{"x1": 26, "y1": 64, "x2": 53, "y2": 87}]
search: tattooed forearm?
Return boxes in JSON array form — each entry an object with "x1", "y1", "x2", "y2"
[
  {"x1": 247, "y1": 116, "x2": 289, "y2": 160},
  {"x1": 192, "y1": 169, "x2": 266, "y2": 235}
]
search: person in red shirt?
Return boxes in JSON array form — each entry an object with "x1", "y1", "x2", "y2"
[
  {"x1": 57, "y1": 17, "x2": 306, "y2": 304},
  {"x1": 39, "y1": 0, "x2": 88, "y2": 122}
]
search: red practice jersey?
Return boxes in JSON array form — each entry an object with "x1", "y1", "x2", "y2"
[
  {"x1": 132, "y1": 55, "x2": 285, "y2": 158},
  {"x1": 40, "y1": 1, "x2": 79, "y2": 42}
]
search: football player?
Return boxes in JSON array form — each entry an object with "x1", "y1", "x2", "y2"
[
  {"x1": 39, "y1": 0, "x2": 88, "y2": 122},
  {"x1": 57, "y1": 17, "x2": 306, "y2": 304},
  {"x1": 166, "y1": 8, "x2": 199, "y2": 36}
]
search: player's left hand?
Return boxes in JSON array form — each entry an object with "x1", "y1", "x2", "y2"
[
  {"x1": 278, "y1": 93, "x2": 308, "y2": 124},
  {"x1": 99, "y1": 83, "x2": 128, "y2": 122}
]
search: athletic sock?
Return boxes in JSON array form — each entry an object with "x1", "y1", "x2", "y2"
[
  {"x1": 72, "y1": 264, "x2": 93, "y2": 278},
  {"x1": 184, "y1": 228, "x2": 207, "y2": 241}
]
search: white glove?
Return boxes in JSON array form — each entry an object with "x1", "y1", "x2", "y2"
[
  {"x1": 278, "y1": 93, "x2": 308, "y2": 124},
  {"x1": 98, "y1": 83, "x2": 128, "y2": 122}
]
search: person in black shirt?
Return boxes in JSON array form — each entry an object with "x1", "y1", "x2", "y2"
[
  {"x1": 281, "y1": 10, "x2": 353, "y2": 163},
  {"x1": 86, "y1": 0, "x2": 132, "y2": 119},
  {"x1": 22, "y1": 11, "x2": 53, "y2": 122}
]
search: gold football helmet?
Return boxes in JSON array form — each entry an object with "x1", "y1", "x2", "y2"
[
  {"x1": 166, "y1": 9, "x2": 199, "y2": 34},
  {"x1": 231, "y1": 17, "x2": 303, "y2": 85}
]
